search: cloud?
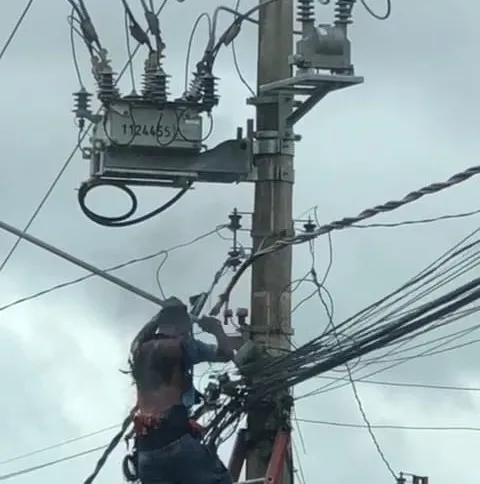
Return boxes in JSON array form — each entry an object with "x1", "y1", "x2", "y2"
[{"x1": 1, "y1": 0, "x2": 480, "y2": 483}]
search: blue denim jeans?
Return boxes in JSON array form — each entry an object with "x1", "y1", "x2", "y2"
[{"x1": 137, "y1": 433, "x2": 232, "y2": 484}]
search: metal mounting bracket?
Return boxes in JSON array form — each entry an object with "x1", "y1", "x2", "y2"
[
  {"x1": 259, "y1": 70, "x2": 364, "y2": 126},
  {"x1": 83, "y1": 119, "x2": 258, "y2": 186}
]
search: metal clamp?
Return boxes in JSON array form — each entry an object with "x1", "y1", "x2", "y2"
[{"x1": 253, "y1": 130, "x2": 300, "y2": 157}]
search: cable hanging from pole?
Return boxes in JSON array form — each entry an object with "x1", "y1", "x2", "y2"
[{"x1": 77, "y1": 179, "x2": 192, "y2": 227}]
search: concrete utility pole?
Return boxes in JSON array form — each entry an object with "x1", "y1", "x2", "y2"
[{"x1": 246, "y1": 0, "x2": 294, "y2": 481}]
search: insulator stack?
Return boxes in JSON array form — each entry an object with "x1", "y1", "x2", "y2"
[
  {"x1": 334, "y1": 0, "x2": 354, "y2": 26},
  {"x1": 201, "y1": 73, "x2": 219, "y2": 108},
  {"x1": 141, "y1": 63, "x2": 154, "y2": 98},
  {"x1": 73, "y1": 88, "x2": 92, "y2": 118},
  {"x1": 98, "y1": 70, "x2": 119, "y2": 104},
  {"x1": 296, "y1": 0, "x2": 314, "y2": 23},
  {"x1": 149, "y1": 70, "x2": 170, "y2": 103},
  {"x1": 184, "y1": 73, "x2": 204, "y2": 102}
]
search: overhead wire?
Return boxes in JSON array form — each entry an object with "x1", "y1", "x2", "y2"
[
  {"x1": 120, "y1": 0, "x2": 153, "y2": 52},
  {"x1": 211, "y1": 164, "x2": 480, "y2": 317},
  {"x1": 359, "y1": 0, "x2": 391, "y2": 20},
  {"x1": 206, "y1": 278, "x2": 480, "y2": 447},
  {"x1": 308, "y1": 230, "x2": 397, "y2": 479},
  {"x1": 124, "y1": 9, "x2": 137, "y2": 92},
  {"x1": 243, "y1": 239, "x2": 480, "y2": 395},
  {"x1": 297, "y1": 418, "x2": 480, "y2": 433},
  {"x1": 297, "y1": 305, "x2": 480, "y2": 400},
  {"x1": 231, "y1": 0, "x2": 255, "y2": 96},
  {"x1": 0, "y1": 0, "x2": 35, "y2": 62},
  {"x1": 0, "y1": 425, "x2": 118, "y2": 466},
  {"x1": 0, "y1": 445, "x2": 106, "y2": 481},
  {"x1": 301, "y1": 319, "x2": 480, "y2": 400},
  {"x1": 0, "y1": 224, "x2": 225, "y2": 314},
  {"x1": 352, "y1": 207, "x2": 480, "y2": 229},
  {"x1": 317, "y1": 375, "x2": 480, "y2": 393},
  {"x1": 184, "y1": 13, "x2": 213, "y2": 92},
  {"x1": 0, "y1": 217, "x2": 165, "y2": 306},
  {"x1": 6, "y1": 418, "x2": 480, "y2": 481}
]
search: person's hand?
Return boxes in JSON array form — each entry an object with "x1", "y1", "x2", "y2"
[{"x1": 197, "y1": 316, "x2": 223, "y2": 335}]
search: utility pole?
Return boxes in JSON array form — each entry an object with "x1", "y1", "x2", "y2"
[{"x1": 246, "y1": 0, "x2": 295, "y2": 481}]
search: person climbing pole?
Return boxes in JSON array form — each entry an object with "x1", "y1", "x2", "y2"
[{"x1": 128, "y1": 297, "x2": 234, "y2": 484}]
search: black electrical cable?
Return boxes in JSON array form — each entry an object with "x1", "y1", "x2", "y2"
[
  {"x1": 0, "y1": 446, "x2": 106, "y2": 481},
  {"x1": 0, "y1": 0, "x2": 35, "y2": 62},
  {"x1": 82, "y1": 408, "x2": 136, "y2": 484},
  {"x1": 184, "y1": 13, "x2": 212, "y2": 92},
  {"x1": 360, "y1": 0, "x2": 391, "y2": 20},
  {"x1": 259, "y1": 280, "x2": 480, "y2": 396},
  {"x1": 77, "y1": 179, "x2": 192, "y2": 227},
  {"x1": 230, "y1": 0, "x2": 255, "y2": 96},
  {"x1": 302, "y1": 312, "x2": 480, "y2": 400},
  {"x1": 239, "y1": 233, "x2": 480, "y2": 394},
  {"x1": 0, "y1": 424, "x2": 118, "y2": 466},
  {"x1": 120, "y1": 0, "x2": 153, "y2": 51},
  {"x1": 0, "y1": 224, "x2": 225, "y2": 313},
  {"x1": 65, "y1": 0, "x2": 103, "y2": 54}
]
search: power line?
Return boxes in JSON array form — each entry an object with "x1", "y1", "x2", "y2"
[
  {"x1": 0, "y1": 445, "x2": 106, "y2": 481},
  {"x1": 0, "y1": 225, "x2": 223, "y2": 313},
  {"x1": 0, "y1": 217, "x2": 165, "y2": 306},
  {"x1": 0, "y1": 425, "x2": 118, "y2": 466},
  {"x1": 318, "y1": 375, "x2": 480, "y2": 393},
  {"x1": 352, "y1": 208, "x2": 480, "y2": 229},
  {"x1": 297, "y1": 418, "x2": 480, "y2": 433},
  {"x1": 4, "y1": 417, "x2": 478, "y2": 481},
  {"x1": 309, "y1": 245, "x2": 397, "y2": 480},
  {"x1": 0, "y1": 0, "x2": 35, "y2": 62}
]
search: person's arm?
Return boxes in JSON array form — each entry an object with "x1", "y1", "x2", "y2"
[{"x1": 189, "y1": 317, "x2": 235, "y2": 363}]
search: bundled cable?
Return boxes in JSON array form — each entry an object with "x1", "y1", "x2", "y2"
[{"x1": 200, "y1": 226, "x2": 480, "y2": 444}]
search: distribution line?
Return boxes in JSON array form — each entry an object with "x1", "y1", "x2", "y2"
[
  {"x1": 0, "y1": 0, "x2": 35, "y2": 61},
  {"x1": 317, "y1": 375, "x2": 480, "y2": 392},
  {"x1": 0, "y1": 218, "x2": 164, "y2": 306},
  {"x1": 0, "y1": 425, "x2": 118, "y2": 466},
  {"x1": 0, "y1": 225, "x2": 224, "y2": 314},
  {"x1": 297, "y1": 418, "x2": 480, "y2": 432},
  {"x1": 0, "y1": 445, "x2": 106, "y2": 481},
  {"x1": 5, "y1": 418, "x2": 480, "y2": 481}
]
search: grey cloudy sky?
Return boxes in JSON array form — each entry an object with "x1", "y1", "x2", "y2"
[{"x1": 1, "y1": 0, "x2": 480, "y2": 483}]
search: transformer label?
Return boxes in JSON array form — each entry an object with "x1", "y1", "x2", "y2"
[{"x1": 121, "y1": 123, "x2": 173, "y2": 139}]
